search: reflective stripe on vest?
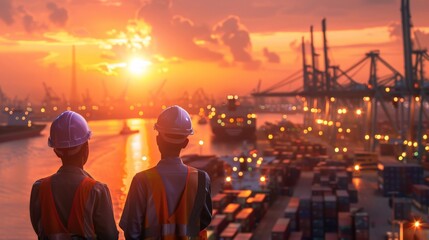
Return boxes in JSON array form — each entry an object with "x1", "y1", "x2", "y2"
[
  {"x1": 39, "y1": 176, "x2": 97, "y2": 239},
  {"x1": 141, "y1": 166, "x2": 202, "y2": 239}
]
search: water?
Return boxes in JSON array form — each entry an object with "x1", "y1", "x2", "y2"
[{"x1": 0, "y1": 113, "x2": 302, "y2": 239}]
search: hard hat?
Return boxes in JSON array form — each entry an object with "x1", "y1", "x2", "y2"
[
  {"x1": 154, "y1": 105, "x2": 193, "y2": 144},
  {"x1": 48, "y1": 111, "x2": 92, "y2": 148}
]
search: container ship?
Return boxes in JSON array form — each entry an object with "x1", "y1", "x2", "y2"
[{"x1": 208, "y1": 95, "x2": 256, "y2": 139}]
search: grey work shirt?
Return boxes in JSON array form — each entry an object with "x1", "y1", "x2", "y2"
[
  {"x1": 30, "y1": 165, "x2": 119, "y2": 240},
  {"x1": 119, "y1": 157, "x2": 212, "y2": 240}
]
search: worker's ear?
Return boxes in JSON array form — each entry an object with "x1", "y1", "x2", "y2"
[{"x1": 181, "y1": 138, "x2": 189, "y2": 149}]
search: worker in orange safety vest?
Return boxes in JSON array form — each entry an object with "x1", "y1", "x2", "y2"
[
  {"x1": 120, "y1": 105, "x2": 212, "y2": 239},
  {"x1": 30, "y1": 111, "x2": 118, "y2": 239}
]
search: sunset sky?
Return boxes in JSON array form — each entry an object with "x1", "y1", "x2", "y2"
[{"x1": 0, "y1": 0, "x2": 428, "y2": 104}]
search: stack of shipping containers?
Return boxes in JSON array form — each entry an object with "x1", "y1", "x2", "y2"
[
  {"x1": 377, "y1": 162, "x2": 423, "y2": 196},
  {"x1": 311, "y1": 195, "x2": 325, "y2": 239}
]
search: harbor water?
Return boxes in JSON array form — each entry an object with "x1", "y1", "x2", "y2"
[{"x1": 0, "y1": 113, "x2": 301, "y2": 239}]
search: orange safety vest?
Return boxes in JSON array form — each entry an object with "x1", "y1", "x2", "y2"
[
  {"x1": 141, "y1": 166, "x2": 207, "y2": 240},
  {"x1": 38, "y1": 176, "x2": 97, "y2": 239}
]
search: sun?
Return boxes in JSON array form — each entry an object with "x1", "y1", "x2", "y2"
[{"x1": 128, "y1": 57, "x2": 151, "y2": 75}]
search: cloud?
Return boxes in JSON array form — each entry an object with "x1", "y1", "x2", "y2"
[
  {"x1": 137, "y1": 0, "x2": 223, "y2": 61},
  {"x1": 46, "y1": 2, "x2": 68, "y2": 27},
  {"x1": 214, "y1": 16, "x2": 253, "y2": 63},
  {"x1": 0, "y1": 0, "x2": 14, "y2": 25},
  {"x1": 388, "y1": 22, "x2": 401, "y2": 40},
  {"x1": 414, "y1": 29, "x2": 429, "y2": 49},
  {"x1": 263, "y1": 47, "x2": 280, "y2": 63}
]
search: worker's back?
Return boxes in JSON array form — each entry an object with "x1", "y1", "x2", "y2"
[
  {"x1": 156, "y1": 157, "x2": 188, "y2": 215},
  {"x1": 120, "y1": 105, "x2": 212, "y2": 240}
]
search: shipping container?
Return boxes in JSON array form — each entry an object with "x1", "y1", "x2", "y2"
[
  {"x1": 348, "y1": 184, "x2": 358, "y2": 203},
  {"x1": 252, "y1": 193, "x2": 268, "y2": 221},
  {"x1": 393, "y1": 198, "x2": 411, "y2": 220},
  {"x1": 325, "y1": 232, "x2": 338, "y2": 240},
  {"x1": 233, "y1": 233, "x2": 253, "y2": 240},
  {"x1": 235, "y1": 208, "x2": 255, "y2": 232},
  {"x1": 336, "y1": 190, "x2": 350, "y2": 212},
  {"x1": 338, "y1": 212, "x2": 352, "y2": 240},
  {"x1": 220, "y1": 222, "x2": 241, "y2": 240},
  {"x1": 224, "y1": 203, "x2": 241, "y2": 222},
  {"x1": 289, "y1": 231, "x2": 303, "y2": 240},
  {"x1": 213, "y1": 193, "x2": 228, "y2": 213},
  {"x1": 378, "y1": 162, "x2": 423, "y2": 196},
  {"x1": 208, "y1": 214, "x2": 228, "y2": 237},
  {"x1": 271, "y1": 218, "x2": 290, "y2": 240},
  {"x1": 237, "y1": 190, "x2": 252, "y2": 207},
  {"x1": 222, "y1": 190, "x2": 242, "y2": 203}
]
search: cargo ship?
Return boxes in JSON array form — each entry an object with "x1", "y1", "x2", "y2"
[
  {"x1": 208, "y1": 95, "x2": 256, "y2": 139},
  {"x1": 0, "y1": 109, "x2": 46, "y2": 143},
  {"x1": 0, "y1": 110, "x2": 46, "y2": 142}
]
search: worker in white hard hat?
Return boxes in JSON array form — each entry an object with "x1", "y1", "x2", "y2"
[
  {"x1": 120, "y1": 105, "x2": 212, "y2": 239},
  {"x1": 29, "y1": 111, "x2": 118, "y2": 239}
]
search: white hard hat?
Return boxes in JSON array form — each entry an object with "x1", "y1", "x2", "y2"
[
  {"x1": 154, "y1": 105, "x2": 193, "y2": 144},
  {"x1": 48, "y1": 111, "x2": 92, "y2": 148}
]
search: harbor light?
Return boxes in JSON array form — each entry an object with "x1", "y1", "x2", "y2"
[
  {"x1": 413, "y1": 220, "x2": 421, "y2": 229},
  {"x1": 239, "y1": 158, "x2": 245, "y2": 163},
  {"x1": 334, "y1": 147, "x2": 339, "y2": 153},
  {"x1": 260, "y1": 176, "x2": 266, "y2": 182},
  {"x1": 365, "y1": 135, "x2": 370, "y2": 140},
  {"x1": 280, "y1": 127, "x2": 285, "y2": 132},
  {"x1": 233, "y1": 157, "x2": 238, "y2": 162},
  {"x1": 356, "y1": 109, "x2": 362, "y2": 115},
  {"x1": 398, "y1": 156, "x2": 404, "y2": 161},
  {"x1": 343, "y1": 147, "x2": 348, "y2": 153},
  {"x1": 142, "y1": 156, "x2": 148, "y2": 161},
  {"x1": 424, "y1": 135, "x2": 428, "y2": 140},
  {"x1": 318, "y1": 131, "x2": 323, "y2": 136},
  {"x1": 268, "y1": 134, "x2": 273, "y2": 140},
  {"x1": 199, "y1": 140, "x2": 204, "y2": 155},
  {"x1": 232, "y1": 167, "x2": 237, "y2": 172},
  {"x1": 247, "y1": 158, "x2": 252, "y2": 163},
  {"x1": 354, "y1": 165, "x2": 360, "y2": 171},
  {"x1": 252, "y1": 153, "x2": 257, "y2": 158},
  {"x1": 238, "y1": 171, "x2": 244, "y2": 177},
  {"x1": 225, "y1": 176, "x2": 232, "y2": 182},
  {"x1": 426, "y1": 146, "x2": 429, "y2": 151}
]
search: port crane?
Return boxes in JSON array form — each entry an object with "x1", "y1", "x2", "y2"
[{"x1": 253, "y1": 0, "x2": 429, "y2": 162}]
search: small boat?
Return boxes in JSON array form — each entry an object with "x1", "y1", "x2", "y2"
[
  {"x1": 197, "y1": 116, "x2": 208, "y2": 125},
  {"x1": 0, "y1": 109, "x2": 46, "y2": 143},
  {"x1": 120, "y1": 121, "x2": 139, "y2": 135}
]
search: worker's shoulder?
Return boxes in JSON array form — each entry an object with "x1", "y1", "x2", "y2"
[
  {"x1": 187, "y1": 166, "x2": 211, "y2": 181},
  {"x1": 133, "y1": 166, "x2": 158, "y2": 179}
]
